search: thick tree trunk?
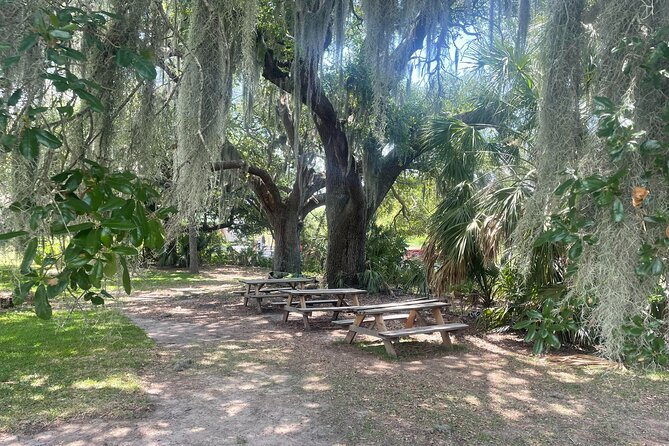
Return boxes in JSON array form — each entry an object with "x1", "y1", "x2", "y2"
[
  {"x1": 317, "y1": 121, "x2": 368, "y2": 287},
  {"x1": 188, "y1": 219, "x2": 199, "y2": 274},
  {"x1": 325, "y1": 197, "x2": 367, "y2": 286},
  {"x1": 270, "y1": 208, "x2": 302, "y2": 274}
]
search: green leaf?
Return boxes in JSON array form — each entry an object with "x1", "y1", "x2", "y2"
[
  {"x1": 74, "y1": 88, "x2": 104, "y2": 112},
  {"x1": 13, "y1": 280, "x2": 35, "y2": 304},
  {"x1": 650, "y1": 257, "x2": 665, "y2": 276},
  {"x1": 532, "y1": 338, "x2": 545, "y2": 355},
  {"x1": 0, "y1": 230, "x2": 29, "y2": 241},
  {"x1": 107, "y1": 177, "x2": 135, "y2": 195},
  {"x1": 64, "y1": 171, "x2": 83, "y2": 191},
  {"x1": 7, "y1": 89, "x2": 22, "y2": 106},
  {"x1": 612, "y1": 197, "x2": 624, "y2": 223},
  {"x1": 568, "y1": 240, "x2": 583, "y2": 260},
  {"x1": 60, "y1": 196, "x2": 91, "y2": 214},
  {"x1": 513, "y1": 319, "x2": 534, "y2": 330},
  {"x1": 155, "y1": 206, "x2": 177, "y2": 219},
  {"x1": 547, "y1": 333, "x2": 561, "y2": 349},
  {"x1": 18, "y1": 34, "x2": 39, "y2": 52},
  {"x1": 115, "y1": 47, "x2": 135, "y2": 67},
  {"x1": 524, "y1": 326, "x2": 536, "y2": 342},
  {"x1": 145, "y1": 219, "x2": 165, "y2": 250},
  {"x1": 526, "y1": 310, "x2": 543, "y2": 321},
  {"x1": 580, "y1": 176, "x2": 607, "y2": 193},
  {"x1": 82, "y1": 158, "x2": 108, "y2": 178},
  {"x1": 51, "y1": 221, "x2": 94, "y2": 235},
  {"x1": 90, "y1": 261, "x2": 103, "y2": 288},
  {"x1": 90, "y1": 294, "x2": 105, "y2": 305},
  {"x1": 118, "y1": 255, "x2": 131, "y2": 295},
  {"x1": 111, "y1": 246, "x2": 138, "y2": 256},
  {"x1": 49, "y1": 29, "x2": 72, "y2": 40},
  {"x1": 75, "y1": 269, "x2": 91, "y2": 290},
  {"x1": 34, "y1": 129, "x2": 62, "y2": 149},
  {"x1": 101, "y1": 217, "x2": 136, "y2": 231},
  {"x1": 103, "y1": 256, "x2": 117, "y2": 277},
  {"x1": 554, "y1": 179, "x2": 575, "y2": 196},
  {"x1": 593, "y1": 96, "x2": 615, "y2": 111},
  {"x1": 60, "y1": 46, "x2": 86, "y2": 61},
  {"x1": 82, "y1": 187, "x2": 103, "y2": 211},
  {"x1": 20, "y1": 238, "x2": 38, "y2": 274},
  {"x1": 131, "y1": 57, "x2": 157, "y2": 80},
  {"x1": 19, "y1": 128, "x2": 39, "y2": 159},
  {"x1": 98, "y1": 197, "x2": 127, "y2": 212},
  {"x1": 34, "y1": 285, "x2": 52, "y2": 320},
  {"x1": 57, "y1": 104, "x2": 74, "y2": 117},
  {"x1": 51, "y1": 170, "x2": 73, "y2": 182},
  {"x1": 99, "y1": 227, "x2": 113, "y2": 247},
  {"x1": 47, "y1": 273, "x2": 70, "y2": 299}
]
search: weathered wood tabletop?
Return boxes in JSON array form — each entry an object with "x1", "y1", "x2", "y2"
[
  {"x1": 343, "y1": 301, "x2": 467, "y2": 357},
  {"x1": 238, "y1": 277, "x2": 317, "y2": 313},
  {"x1": 282, "y1": 288, "x2": 368, "y2": 329}
]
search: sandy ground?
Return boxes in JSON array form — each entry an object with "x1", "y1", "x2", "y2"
[{"x1": 1, "y1": 266, "x2": 668, "y2": 446}]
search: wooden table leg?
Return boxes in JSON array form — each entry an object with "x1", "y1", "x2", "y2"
[
  {"x1": 243, "y1": 284, "x2": 251, "y2": 306},
  {"x1": 300, "y1": 295, "x2": 310, "y2": 329},
  {"x1": 282, "y1": 295, "x2": 293, "y2": 322},
  {"x1": 254, "y1": 285, "x2": 263, "y2": 314},
  {"x1": 374, "y1": 315, "x2": 397, "y2": 357},
  {"x1": 405, "y1": 309, "x2": 418, "y2": 328},
  {"x1": 332, "y1": 295, "x2": 344, "y2": 321},
  {"x1": 351, "y1": 294, "x2": 361, "y2": 306},
  {"x1": 344, "y1": 313, "x2": 365, "y2": 343},
  {"x1": 432, "y1": 307, "x2": 451, "y2": 346}
]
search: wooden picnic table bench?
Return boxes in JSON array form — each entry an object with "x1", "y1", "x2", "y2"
[
  {"x1": 238, "y1": 277, "x2": 318, "y2": 313},
  {"x1": 343, "y1": 301, "x2": 466, "y2": 357},
  {"x1": 281, "y1": 288, "x2": 368, "y2": 329}
]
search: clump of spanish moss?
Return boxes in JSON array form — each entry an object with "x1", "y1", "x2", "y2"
[{"x1": 172, "y1": 0, "x2": 256, "y2": 233}]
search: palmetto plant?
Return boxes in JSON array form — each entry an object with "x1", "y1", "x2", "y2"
[{"x1": 422, "y1": 41, "x2": 539, "y2": 307}]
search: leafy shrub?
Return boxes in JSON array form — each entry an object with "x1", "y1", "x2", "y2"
[
  {"x1": 512, "y1": 294, "x2": 579, "y2": 354},
  {"x1": 622, "y1": 315, "x2": 668, "y2": 367},
  {"x1": 359, "y1": 225, "x2": 407, "y2": 292},
  {"x1": 397, "y1": 258, "x2": 429, "y2": 295}
]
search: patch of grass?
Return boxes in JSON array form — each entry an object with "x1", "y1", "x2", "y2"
[
  {"x1": 0, "y1": 264, "x2": 18, "y2": 292},
  {"x1": 131, "y1": 269, "x2": 223, "y2": 291},
  {"x1": 0, "y1": 309, "x2": 154, "y2": 433}
]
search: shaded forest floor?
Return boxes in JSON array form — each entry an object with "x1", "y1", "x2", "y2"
[{"x1": 2, "y1": 266, "x2": 668, "y2": 445}]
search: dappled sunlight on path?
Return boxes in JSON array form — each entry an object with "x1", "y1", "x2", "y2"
[{"x1": 2, "y1": 267, "x2": 669, "y2": 445}]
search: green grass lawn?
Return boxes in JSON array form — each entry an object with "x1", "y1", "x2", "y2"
[
  {"x1": 0, "y1": 264, "x2": 17, "y2": 292},
  {"x1": 131, "y1": 269, "x2": 217, "y2": 290},
  {"x1": 0, "y1": 309, "x2": 154, "y2": 433}
]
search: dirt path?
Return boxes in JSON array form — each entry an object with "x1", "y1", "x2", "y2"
[{"x1": 2, "y1": 266, "x2": 669, "y2": 445}]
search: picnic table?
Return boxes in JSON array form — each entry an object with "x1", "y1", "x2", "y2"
[
  {"x1": 343, "y1": 301, "x2": 467, "y2": 357},
  {"x1": 238, "y1": 277, "x2": 317, "y2": 313},
  {"x1": 281, "y1": 288, "x2": 368, "y2": 329}
]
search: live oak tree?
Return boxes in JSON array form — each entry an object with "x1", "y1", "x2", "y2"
[
  {"x1": 256, "y1": 0, "x2": 481, "y2": 286},
  {"x1": 214, "y1": 95, "x2": 326, "y2": 273}
]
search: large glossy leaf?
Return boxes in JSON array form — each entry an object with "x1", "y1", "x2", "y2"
[
  {"x1": 118, "y1": 255, "x2": 131, "y2": 295},
  {"x1": 612, "y1": 197, "x2": 624, "y2": 223},
  {"x1": 35, "y1": 285, "x2": 53, "y2": 320},
  {"x1": 0, "y1": 230, "x2": 29, "y2": 241},
  {"x1": 34, "y1": 129, "x2": 62, "y2": 149},
  {"x1": 19, "y1": 128, "x2": 39, "y2": 159},
  {"x1": 20, "y1": 238, "x2": 38, "y2": 274},
  {"x1": 101, "y1": 217, "x2": 136, "y2": 231}
]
